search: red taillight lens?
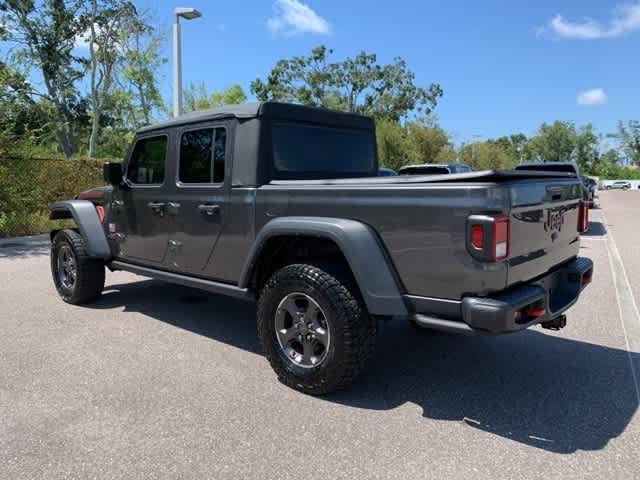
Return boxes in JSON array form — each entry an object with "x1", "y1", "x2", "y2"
[
  {"x1": 492, "y1": 215, "x2": 510, "y2": 261},
  {"x1": 95, "y1": 205, "x2": 106, "y2": 223},
  {"x1": 577, "y1": 201, "x2": 589, "y2": 233},
  {"x1": 468, "y1": 214, "x2": 510, "y2": 262},
  {"x1": 582, "y1": 270, "x2": 592, "y2": 286},
  {"x1": 471, "y1": 224, "x2": 484, "y2": 249}
]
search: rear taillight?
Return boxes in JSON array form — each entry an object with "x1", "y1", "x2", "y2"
[
  {"x1": 467, "y1": 214, "x2": 510, "y2": 262},
  {"x1": 95, "y1": 205, "x2": 106, "y2": 223},
  {"x1": 492, "y1": 215, "x2": 510, "y2": 261},
  {"x1": 471, "y1": 224, "x2": 484, "y2": 249},
  {"x1": 577, "y1": 201, "x2": 589, "y2": 233}
]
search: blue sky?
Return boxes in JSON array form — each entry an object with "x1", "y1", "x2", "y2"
[{"x1": 144, "y1": 1, "x2": 637, "y2": 142}]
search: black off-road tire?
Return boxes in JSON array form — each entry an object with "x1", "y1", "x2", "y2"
[
  {"x1": 51, "y1": 229, "x2": 105, "y2": 304},
  {"x1": 257, "y1": 264, "x2": 376, "y2": 395}
]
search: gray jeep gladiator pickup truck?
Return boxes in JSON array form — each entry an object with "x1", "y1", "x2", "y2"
[{"x1": 50, "y1": 102, "x2": 593, "y2": 394}]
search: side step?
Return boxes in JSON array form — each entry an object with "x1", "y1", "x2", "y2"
[
  {"x1": 411, "y1": 314, "x2": 482, "y2": 335},
  {"x1": 109, "y1": 260, "x2": 254, "y2": 300}
]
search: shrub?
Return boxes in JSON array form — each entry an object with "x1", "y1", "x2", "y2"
[{"x1": 0, "y1": 156, "x2": 107, "y2": 237}]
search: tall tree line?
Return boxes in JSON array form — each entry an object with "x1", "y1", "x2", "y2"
[{"x1": 0, "y1": 0, "x2": 164, "y2": 157}]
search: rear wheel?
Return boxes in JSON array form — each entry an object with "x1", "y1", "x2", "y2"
[
  {"x1": 51, "y1": 229, "x2": 105, "y2": 304},
  {"x1": 257, "y1": 264, "x2": 376, "y2": 395}
]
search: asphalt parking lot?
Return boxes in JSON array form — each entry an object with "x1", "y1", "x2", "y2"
[{"x1": 1, "y1": 191, "x2": 639, "y2": 479}]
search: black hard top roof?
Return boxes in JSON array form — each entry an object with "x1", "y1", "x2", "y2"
[{"x1": 137, "y1": 101, "x2": 375, "y2": 134}]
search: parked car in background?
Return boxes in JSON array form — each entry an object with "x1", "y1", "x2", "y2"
[
  {"x1": 398, "y1": 163, "x2": 472, "y2": 175},
  {"x1": 378, "y1": 167, "x2": 397, "y2": 176},
  {"x1": 606, "y1": 180, "x2": 631, "y2": 190}
]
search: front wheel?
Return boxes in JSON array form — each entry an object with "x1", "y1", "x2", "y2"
[
  {"x1": 51, "y1": 229, "x2": 105, "y2": 304},
  {"x1": 257, "y1": 264, "x2": 376, "y2": 395}
]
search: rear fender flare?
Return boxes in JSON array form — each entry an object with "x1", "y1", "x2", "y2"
[
  {"x1": 50, "y1": 200, "x2": 111, "y2": 259},
  {"x1": 239, "y1": 217, "x2": 407, "y2": 316}
]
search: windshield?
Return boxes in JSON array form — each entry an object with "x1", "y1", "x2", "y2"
[{"x1": 271, "y1": 122, "x2": 376, "y2": 179}]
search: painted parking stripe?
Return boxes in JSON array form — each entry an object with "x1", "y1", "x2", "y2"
[{"x1": 602, "y1": 211, "x2": 640, "y2": 403}]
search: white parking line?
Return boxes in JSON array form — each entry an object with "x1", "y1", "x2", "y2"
[{"x1": 602, "y1": 211, "x2": 640, "y2": 403}]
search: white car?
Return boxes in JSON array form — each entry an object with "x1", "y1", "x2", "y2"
[{"x1": 606, "y1": 181, "x2": 631, "y2": 190}]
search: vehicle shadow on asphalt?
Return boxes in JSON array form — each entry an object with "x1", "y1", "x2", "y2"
[
  {"x1": 582, "y1": 221, "x2": 607, "y2": 237},
  {"x1": 0, "y1": 238, "x2": 50, "y2": 258},
  {"x1": 89, "y1": 279, "x2": 638, "y2": 455}
]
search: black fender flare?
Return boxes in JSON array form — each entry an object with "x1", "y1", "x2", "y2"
[
  {"x1": 50, "y1": 200, "x2": 112, "y2": 259},
  {"x1": 239, "y1": 216, "x2": 407, "y2": 316}
]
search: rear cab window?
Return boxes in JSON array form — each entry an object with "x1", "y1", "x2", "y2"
[
  {"x1": 270, "y1": 122, "x2": 376, "y2": 180},
  {"x1": 178, "y1": 127, "x2": 227, "y2": 184}
]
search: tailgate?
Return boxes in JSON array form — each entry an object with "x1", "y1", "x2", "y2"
[{"x1": 507, "y1": 179, "x2": 583, "y2": 286}]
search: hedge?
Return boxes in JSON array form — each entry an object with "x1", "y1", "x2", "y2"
[{"x1": 0, "y1": 156, "x2": 111, "y2": 237}]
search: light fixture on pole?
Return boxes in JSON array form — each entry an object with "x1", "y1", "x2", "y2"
[{"x1": 173, "y1": 7, "x2": 202, "y2": 118}]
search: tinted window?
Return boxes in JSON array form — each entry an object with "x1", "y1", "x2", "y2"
[
  {"x1": 271, "y1": 123, "x2": 376, "y2": 179},
  {"x1": 399, "y1": 166, "x2": 450, "y2": 175},
  {"x1": 179, "y1": 128, "x2": 226, "y2": 184},
  {"x1": 515, "y1": 164, "x2": 576, "y2": 173},
  {"x1": 127, "y1": 136, "x2": 167, "y2": 184}
]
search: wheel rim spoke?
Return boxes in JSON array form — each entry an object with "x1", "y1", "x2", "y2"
[
  {"x1": 302, "y1": 341, "x2": 316, "y2": 364},
  {"x1": 277, "y1": 326, "x2": 298, "y2": 343},
  {"x1": 274, "y1": 292, "x2": 330, "y2": 369},
  {"x1": 57, "y1": 245, "x2": 76, "y2": 289},
  {"x1": 313, "y1": 326, "x2": 328, "y2": 346}
]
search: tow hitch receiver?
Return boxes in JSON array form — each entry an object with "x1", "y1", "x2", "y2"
[{"x1": 541, "y1": 314, "x2": 567, "y2": 331}]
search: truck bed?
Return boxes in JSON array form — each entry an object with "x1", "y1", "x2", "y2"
[{"x1": 257, "y1": 170, "x2": 583, "y2": 301}]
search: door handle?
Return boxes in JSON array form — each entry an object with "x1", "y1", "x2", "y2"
[
  {"x1": 167, "y1": 202, "x2": 181, "y2": 215},
  {"x1": 147, "y1": 202, "x2": 166, "y2": 216},
  {"x1": 197, "y1": 204, "x2": 220, "y2": 216}
]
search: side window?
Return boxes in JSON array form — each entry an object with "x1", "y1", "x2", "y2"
[
  {"x1": 127, "y1": 136, "x2": 167, "y2": 185},
  {"x1": 179, "y1": 127, "x2": 226, "y2": 184}
]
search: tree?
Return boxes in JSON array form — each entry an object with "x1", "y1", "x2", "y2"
[
  {"x1": 183, "y1": 82, "x2": 246, "y2": 113},
  {"x1": 459, "y1": 141, "x2": 515, "y2": 170},
  {"x1": 0, "y1": 58, "x2": 50, "y2": 153},
  {"x1": 83, "y1": 0, "x2": 140, "y2": 157},
  {"x1": 526, "y1": 121, "x2": 576, "y2": 163},
  {"x1": 1, "y1": 0, "x2": 86, "y2": 157},
  {"x1": 375, "y1": 117, "x2": 408, "y2": 171},
  {"x1": 405, "y1": 119, "x2": 453, "y2": 164},
  {"x1": 573, "y1": 124, "x2": 599, "y2": 172},
  {"x1": 490, "y1": 133, "x2": 528, "y2": 164},
  {"x1": 611, "y1": 120, "x2": 640, "y2": 166},
  {"x1": 251, "y1": 45, "x2": 442, "y2": 120},
  {"x1": 117, "y1": 15, "x2": 165, "y2": 128}
]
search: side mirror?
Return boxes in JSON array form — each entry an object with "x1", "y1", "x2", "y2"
[{"x1": 103, "y1": 162, "x2": 123, "y2": 185}]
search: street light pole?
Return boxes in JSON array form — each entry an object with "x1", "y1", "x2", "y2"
[
  {"x1": 172, "y1": 16, "x2": 182, "y2": 118},
  {"x1": 172, "y1": 7, "x2": 202, "y2": 118}
]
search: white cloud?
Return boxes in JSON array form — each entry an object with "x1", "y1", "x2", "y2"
[
  {"x1": 577, "y1": 88, "x2": 608, "y2": 106},
  {"x1": 267, "y1": 0, "x2": 330, "y2": 35},
  {"x1": 546, "y1": 3, "x2": 640, "y2": 39}
]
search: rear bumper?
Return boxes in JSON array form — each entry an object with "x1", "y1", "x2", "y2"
[{"x1": 408, "y1": 256, "x2": 593, "y2": 335}]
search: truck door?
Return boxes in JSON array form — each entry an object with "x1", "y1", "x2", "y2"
[
  {"x1": 164, "y1": 124, "x2": 228, "y2": 275},
  {"x1": 112, "y1": 133, "x2": 172, "y2": 266}
]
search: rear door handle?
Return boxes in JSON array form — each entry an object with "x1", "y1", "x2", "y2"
[
  {"x1": 198, "y1": 204, "x2": 220, "y2": 216},
  {"x1": 167, "y1": 202, "x2": 181, "y2": 215}
]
